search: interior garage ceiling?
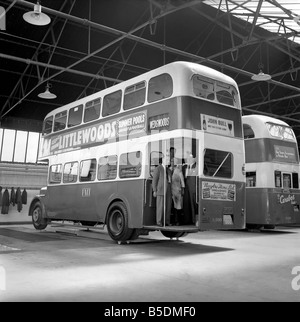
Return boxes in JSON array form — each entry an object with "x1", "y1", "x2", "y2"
[{"x1": 0, "y1": 0, "x2": 300, "y2": 139}]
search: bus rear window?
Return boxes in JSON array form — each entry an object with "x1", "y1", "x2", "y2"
[
  {"x1": 266, "y1": 123, "x2": 295, "y2": 141},
  {"x1": 102, "y1": 90, "x2": 122, "y2": 117},
  {"x1": 119, "y1": 151, "x2": 142, "y2": 178},
  {"x1": 216, "y1": 82, "x2": 237, "y2": 107},
  {"x1": 192, "y1": 75, "x2": 214, "y2": 100},
  {"x1": 43, "y1": 116, "x2": 53, "y2": 135},
  {"x1": 148, "y1": 73, "x2": 173, "y2": 103},
  {"x1": 203, "y1": 149, "x2": 232, "y2": 178},
  {"x1": 49, "y1": 164, "x2": 62, "y2": 184},
  {"x1": 68, "y1": 105, "x2": 83, "y2": 128},
  {"x1": 54, "y1": 111, "x2": 67, "y2": 132},
  {"x1": 124, "y1": 81, "x2": 146, "y2": 110},
  {"x1": 84, "y1": 98, "x2": 101, "y2": 123}
]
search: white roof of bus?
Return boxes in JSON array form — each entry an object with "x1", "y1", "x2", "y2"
[
  {"x1": 44, "y1": 61, "x2": 238, "y2": 119},
  {"x1": 242, "y1": 114, "x2": 291, "y2": 138}
]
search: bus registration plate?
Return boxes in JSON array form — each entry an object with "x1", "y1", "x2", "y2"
[{"x1": 223, "y1": 215, "x2": 233, "y2": 225}]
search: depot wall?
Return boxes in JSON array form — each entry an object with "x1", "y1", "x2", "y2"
[{"x1": 0, "y1": 162, "x2": 48, "y2": 223}]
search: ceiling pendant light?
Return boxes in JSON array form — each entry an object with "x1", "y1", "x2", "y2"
[
  {"x1": 38, "y1": 83, "x2": 57, "y2": 99},
  {"x1": 251, "y1": 70, "x2": 272, "y2": 81},
  {"x1": 251, "y1": 43, "x2": 271, "y2": 82},
  {"x1": 23, "y1": 1, "x2": 51, "y2": 26}
]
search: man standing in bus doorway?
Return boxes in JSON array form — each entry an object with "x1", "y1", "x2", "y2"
[
  {"x1": 185, "y1": 152, "x2": 198, "y2": 224},
  {"x1": 152, "y1": 153, "x2": 172, "y2": 226}
]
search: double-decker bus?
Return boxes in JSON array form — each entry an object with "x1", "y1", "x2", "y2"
[
  {"x1": 29, "y1": 61, "x2": 246, "y2": 243},
  {"x1": 243, "y1": 114, "x2": 300, "y2": 229}
]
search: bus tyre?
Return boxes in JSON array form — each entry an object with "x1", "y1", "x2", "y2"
[
  {"x1": 31, "y1": 201, "x2": 48, "y2": 230},
  {"x1": 107, "y1": 202, "x2": 134, "y2": 242},
  {"x1": 161, "y1": 231, "x2": 188, "y2": 239}
]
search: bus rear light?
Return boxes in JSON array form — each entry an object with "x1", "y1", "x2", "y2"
[
  {"x1": 241, "y1": 208, "x2": 245, "y2": 216},
  {"x1": 242, "y1": 164, "x2": 245, "y2": 175}
]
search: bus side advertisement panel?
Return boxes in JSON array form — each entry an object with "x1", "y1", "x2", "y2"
[{"x1": 39, "y1": 111, "x2": 148, "y2": 158}]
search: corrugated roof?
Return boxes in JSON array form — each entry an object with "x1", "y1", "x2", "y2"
[{"x1": 204, "y1": 0, "x2": 300, "y2": 44}]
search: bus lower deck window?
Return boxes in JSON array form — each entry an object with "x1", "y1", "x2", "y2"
[
  {"x1": 246, "y1": 172, "x2": 256, "y2": 187},
  {"x1": 119, "y1": 151, "x2": 142, "y2": 178},
  {"x1": 49, "y1": 164, "x2": 62, "y2": 184},
  {"x1": 80, "y1": 159, "x2": 97, "y2": 182}
]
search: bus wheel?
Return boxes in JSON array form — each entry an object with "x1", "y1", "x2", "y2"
[
  {"x1": 161, "y1": 231, "x2": 187, "y2": 239},
  {"x1": 107, "y1": 202, "x2": 134, "y2": 242},
  {"x1": 31, "y1": 201, "x2": 48, "y2": 230}
]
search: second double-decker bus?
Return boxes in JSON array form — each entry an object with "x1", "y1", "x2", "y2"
[
  {"x1": 243, "y1": 114, "x2": 300, "y2": 229},
  {"x1": 29, "y1": 61, "x2": 246, "y2": 243}
]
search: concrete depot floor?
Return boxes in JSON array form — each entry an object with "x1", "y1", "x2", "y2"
[{"x1": 0, "y1": 223, "x2": 300, "y2": 302}]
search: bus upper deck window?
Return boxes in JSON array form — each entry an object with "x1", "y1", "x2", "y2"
[
  {"x1": 243, "y1": 124, "x2": 255, "y2": 139},
  {"x1": 216, "y1": 82, "x2": 237, "y2": 107},
  {"x1": 124, "y1": 81, "x2": 146, "y2": 110},
  {"x1": 102, "y1": 90, "x2": 122, "y2": 117},
  {"x1": 192, "y1": 75, "x2": 214, "y2": 100},
  {"x1": 43, "y1": 116, "x2": 53, "y2": 135},
  {"x1": 266, "y1": 123, "x2": 295, "y2": 141},
  {"x1": 84, "y1": 98, "x2": 101, "y2": 123},
  {"x1": 54, "y1": 111, "x2": 67, "y2": 132},
  {"x1": 68, "y1": 104, "x2": 83, "y2": 128},
  {"x1": 148, "y1": 73, "x2": 173, "y2": 103}
]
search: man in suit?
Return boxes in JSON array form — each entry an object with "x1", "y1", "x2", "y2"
[
  {"x1": 152, "y1": 154, "x2": 172, "y2": 226},
  {"x1": 185, "y1": 153, "x2": 198, "y2": 224}
]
